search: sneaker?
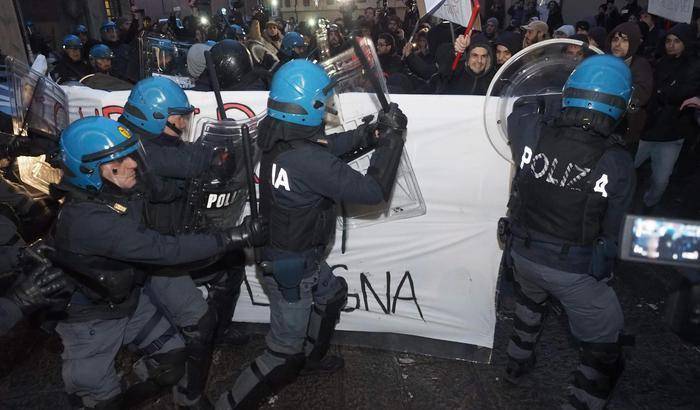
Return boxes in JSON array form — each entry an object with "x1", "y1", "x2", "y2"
[
  {"x1": 503, "y1": 355, "x2": 536, "y2": 386},
  {"x1": 299, "y1": 355, "x2": 345, "y2": 376},
  {"x1": 214, "y1": 325, "x2": 251, "y2": 346}
]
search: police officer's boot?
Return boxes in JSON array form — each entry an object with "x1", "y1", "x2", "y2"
[
  {"x1": 210, "y1": 267, "x2": 250, "y2": 347},
  {"x1": 300, "y1": 278, "x2": 347, "y2": 376},
  {"x1": 174, "y1": 307, "x2": 217, "y2": 410},
  {"x1": 215, "y1": 350, "x2": 306, "y2": 409},
  {"x1": 562, "y1": 341, "x2": 625, "y2": 410},
  {"x1": 504, "y1": 284, "x2": 548, "y2": 385}
]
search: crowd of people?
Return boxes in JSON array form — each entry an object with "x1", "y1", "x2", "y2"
[{"x1": 0, "y1": 1, "x2": 700, "y2": 410}]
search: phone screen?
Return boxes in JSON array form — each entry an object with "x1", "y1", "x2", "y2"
[{"x1": 620, "y1": 215, "x2": 700, "y2": 267}]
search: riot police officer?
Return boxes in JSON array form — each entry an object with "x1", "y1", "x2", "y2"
[
  {"x1": 502, "y1": 55, "x2": 635, "y2": 410},
  {"x1": 118, "y1": 76, "x2": 258, "y2": 408},
  {"x1": 277, "y1": 32, "x2": 307, "y2": 65},
  {"x1": 216, "y1": 59, "x2": 408, "y2": 409},
  {"x1": 81, "y1": 45, "x2": 133, "y2": 91},
  {"x1": 194, "y1": 39, "x2": 269, "y2": 91},
  {"x1": 50, "y1": 35, "x2": 91, "y2": 84},
  {"x1": 51, "y1": 116, "x2": 265, "y2": 409}
]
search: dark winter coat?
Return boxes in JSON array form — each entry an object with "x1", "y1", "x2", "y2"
[
  {"x1": 609, "y1": 22, "x2": 654, "y2": 143},
  {"x1": 435, "y1": 35, "x2": 496, "y2": 96},
  {"x1": 643, "y1": 24, "x2": 700, "y2": 142}
]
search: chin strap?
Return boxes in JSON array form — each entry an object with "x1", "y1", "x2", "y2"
[{"x1": 166, "y1": 121, "x2": 183, "y2": 136}]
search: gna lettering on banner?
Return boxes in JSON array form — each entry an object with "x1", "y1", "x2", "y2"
[{"x1": 241, "y1": 265, "x2": 425, "y2": 322}]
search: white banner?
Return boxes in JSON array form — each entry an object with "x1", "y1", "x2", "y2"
[
  {"x1": 418, "y1": 0, "x2": 473, "y2": 27},
  {"x1": 648, "y1": 0, "x2": 694, "y2": 24},
  {"x1": 63, "y1": 87, "x2": 510, "y2": 361}
]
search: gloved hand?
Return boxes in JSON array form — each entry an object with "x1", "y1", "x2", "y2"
[
  {"x1": 223, "y1": 215, "x2": 269, "y2": 249},
  {"x1": 376, "y1": 103, "x2": 408, "y2": 133},
  {"x1": 7, "y1": 265, "x2": 70, "y2": 314}
]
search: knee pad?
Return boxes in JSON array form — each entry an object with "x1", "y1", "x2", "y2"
[{"x1": 305, "y1": 277, "x2": 348, "y2": 362}]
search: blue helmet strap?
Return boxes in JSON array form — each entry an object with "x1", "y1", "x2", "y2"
[{"x1": 166, "y1": 120, "x2": 183, "y2": 136}]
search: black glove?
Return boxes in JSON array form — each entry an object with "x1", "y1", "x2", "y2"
[
  {"x1": 223, "y1": 215, "x2": 269, "y2": 249},
  {"x1": 376, "y1": 102, "x2": 408, "y2": 133},
  {"x1": 7, "y1": 265, "x2": 70, "y2": 314}
]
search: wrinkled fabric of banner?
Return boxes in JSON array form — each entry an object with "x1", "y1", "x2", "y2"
[{"x1": 64, "y1": 87, "x2": 511, "y2": 362}]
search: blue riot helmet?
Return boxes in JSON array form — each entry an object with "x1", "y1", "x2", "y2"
[
  {"x1": 562, "y1": 54, "x2": 633, "y2": 121},
  {"x1": 226, "y1": 24, "x2": 246, "y2": 41},
  {"x1": 62, "y1": 34, "x2": 82, "y2": 50},
  {"x1": 280, "y1": 31, "x2": 306, "y2": 57},
  {"x1": 268, "y1": 59, "x2": 334, "y2": 126},
  {"x1": 60, "y1": 116, "x2": 140, "y2": 191},
  {"x1": 101, "y1": 20, "x2": 117, "y2": 33},
  {"x1": 74, "y1": 24, "x2": 88, "y2": 35},
  {"x1": 101, "y1": 20, "x2": 118, "y2": 42},
  {"x1": 89, "y1": 44, "x2": 114, "y2": 73},
  {"x1": 89, "y1": 44, "x2": 113, "y2": 60},
  {"x1": 122, "y1": 76, "x2": 195, "y2": 136}
]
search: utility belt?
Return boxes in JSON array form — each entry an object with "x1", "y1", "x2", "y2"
[{"x1": 499, "y1": 217, "x2": 614, "y2": 280}]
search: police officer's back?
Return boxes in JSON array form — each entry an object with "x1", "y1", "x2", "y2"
[{"x1": 503, "y1": 55, "x2": 635, "y2": 410}]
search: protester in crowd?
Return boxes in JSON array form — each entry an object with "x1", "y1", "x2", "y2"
[
  {"x1": 636, "y1": 24, "x2": 700, "y2": 212},
  {"x1": 522, "y1": 20, "x2": 549, "y2": 49},
  {"x1": 186, "y1": 41, "x2": 213, "y2": 81},
  {"x1": 508, "y1": 0, "x2": 526, "y2": 29},
  {"x1": 386, "y1": 15, "x2": 406, "y2": 51},
  {"x1": 588, "y1": 26, "x2": 608, "y2": 49},
  {"x1": 437, "y1": 33, "x2": 495, "y2": 95},
  {"x1": 377, "y1": 33, "x2": 404, "y2": 77},
  {"x1": 564, "y1": 34, "x2": 589, "y2": 61},
  {"x1": 553, "y1": 24, "x2": 575, "y2": 39},
  {"x1": 597, "y1": 1, "x2": 623, "y2": 32},
  {"x1": 494, "y1": 31, "x2": 523, "y2": 68},
  {"x1": 523, "y1": 0, "x2": 540, "y2": 23},
  {"x1": 620, "y1": 0, "x2": 643, "y2": 22},
  {"x1": 640, "y1": 10, "x2": 665, "y2": 60},
  {"x1": 262, "y1": 20, "x2": 283, "y2": 54},
  {"x1": 485, "y1": 17, "x2": 500, "y2": 42},
  {"x1": 247, "y1": 19, "x2": 280, "y2": 70},
  {"x1": 546, "y1": 1, "x2": 563, "y2": 36},
  {"x1": 575, "y1": 20, "x2": 590, "y2": 35},
  {"x1": 487, "y1": 0, "x2": 506, "y2": 29},
  {"x1": 328, "y1": 24, "x2": 349, "y2": 57},
  {"x1": 608, "y1": 22, "x2": 654, "y2": 147}
]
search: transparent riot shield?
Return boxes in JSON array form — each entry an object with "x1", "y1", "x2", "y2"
[
  {"x1": 6, "y1": 56, "x2": 69, "y2": 136},
  {"x1": 483, "y1": 39, "x2": 603, "y2": 163},
  {"x1": 5, "y1": 56, "x2": 66, "y2": 194},
  {"x1": 183, "y1": 114, "x2": 265, "y2": 231},
  {"x1": 319, "y1": 37, "x2": 426, "y2": 229},
  {"x1": 139, "y1": 35, "x2": 196, "y2": 88}
]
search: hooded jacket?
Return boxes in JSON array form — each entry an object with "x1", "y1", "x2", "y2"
[
  {"x1": 609, "y1": 22, "x2": 654, "y2": 143},
  {"x1": 643, "y1": 23, "x2": 700, "y2": 142},
  {"x1": 435, "y1": 34, "x2": 496, "y2": 95},
  {"x1": 494, "y1": 31, "x2": 523, "y2": 67}
]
